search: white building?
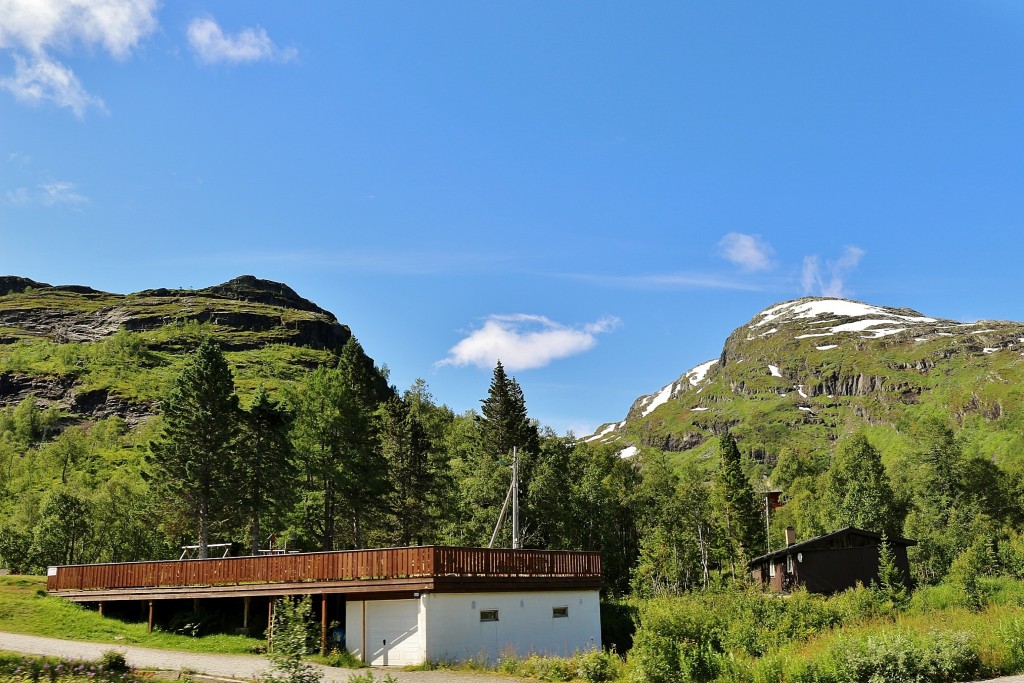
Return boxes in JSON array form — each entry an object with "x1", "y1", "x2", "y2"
[{"x1": 346, "y1": 589, "x2": 602, "y2": 666}]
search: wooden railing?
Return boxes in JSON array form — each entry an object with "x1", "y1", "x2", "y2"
[{"x1": 46, "y1": 546, "x2": 601, "y2": 593}]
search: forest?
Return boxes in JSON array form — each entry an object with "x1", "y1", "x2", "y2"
[{"x1": 5, "y1": 332, "x2": 1024, "y2": 682}]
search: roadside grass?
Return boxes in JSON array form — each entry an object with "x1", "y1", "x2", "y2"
[{"x1": 0, "y1": 576, "x2": 261, "y2": 655}]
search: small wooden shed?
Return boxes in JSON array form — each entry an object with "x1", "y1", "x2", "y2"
[{"x1": 748, "y1": 527, "x2": 915, "y2": 594}]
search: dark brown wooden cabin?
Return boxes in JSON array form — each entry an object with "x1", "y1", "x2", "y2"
[{"x1": 748, "y1": 527, "x2": 915, "y2": 594}]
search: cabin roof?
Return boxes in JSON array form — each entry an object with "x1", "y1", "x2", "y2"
[{"x1": 747, "y1": 526, "x2": 917, "y2": 567}]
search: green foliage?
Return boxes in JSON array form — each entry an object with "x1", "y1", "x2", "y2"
[
  {"x1": 288, "y1": 363, "x2": 386, "y2": 550},
  {"x1": 236, "y1": 385, "x2": 295, "y2": 554},
  {"x1": 263, "y1": 596, "x2": 323, "y2": 683},
  {"x1": 876, "y1": 534, "x2": 909, "y2": 610},
  {"x1": 713, "y1": 432, "x2": 765, "y2": 575},
  {"x1": 818, "y1": 432, "x2": 900, "y2": 537},
  {"x1": 148, "y1": 339, "x2": 240, "y2": 556},
  {"x1": 0, "y1": 652, "x2": 144, "y2": 682}
]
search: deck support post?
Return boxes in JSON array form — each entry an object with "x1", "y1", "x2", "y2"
[
  {"x1": 98, "y1": 601, "x2": 104, "y2": 617},
  {"x1": 267, "y1": 600, "x2": 274, "y2": 651},
  {"x1": 147, "y1": 601, "x2": 154, "y2": 633},
  {"x1": 321, "y1": 593, "x2": 328, "y2": 656},
  {"x1": 361, "y1": 600, "x2": 366, "y2": 664},
  {"x1": 243, "y1": 596, "x2": 251, "y2": 629}
]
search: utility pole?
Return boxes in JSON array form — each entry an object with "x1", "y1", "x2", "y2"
[{"x1": 512, "y1": 447, "x2": 520, "y2": 550}]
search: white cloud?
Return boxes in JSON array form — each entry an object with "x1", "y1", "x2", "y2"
[
  {"x1": 562, "y1": 271, "x2": 768, "y2": 292},
  {"x1": 718, "y1": 232, "x2": 774, "y2": 271},
  {"x1": 0, "y1": 0, "x2": 158, "y2": 116},
  {"x1": 5, "y1": 179, "x2": 87, "y2": 206},
  {"x1": 801, "y1": 246, "x2": 865, "y2": 297},
  {"x1": 187, "y1": 17, "x2": 296, "y2": 65},
  {"x1": 0, "y1": 54, "x2": 105, "y2": 116},
  {"x1": 438, "y1": 314, "x2": 621, "y2": 371},
  {"x1": 39, "y1": 180, "x2": 87, "y2": 205}
]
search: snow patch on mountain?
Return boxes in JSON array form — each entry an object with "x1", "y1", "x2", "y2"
[
  {"x1": 687, "y1": 359, "x2": 718, "y2": 385},
  {"x1": 585, "y1": 421, "x2": 624, "y2": 442},
  {"x1": 816, "y1": 344, "x2": 838, "y2": 350},
  {"x1": 642, "y1": 383, "x2": 674, "y2": 417},
  {"x1": 618, "y1": 445, "x2": 638, "y2": 459},
  {"x1": 769, "y1": 365, "x2": 782, "y2": 377},
  {"x1": 755, "y1": 298, "x2": 936, "y2": 329}
]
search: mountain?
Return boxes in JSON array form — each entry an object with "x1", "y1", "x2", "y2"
[
  {"x1": 0, "y1": 275, "x2": 366, "y2": 426},
  {"x1": 587, "y1": 297, "x2": 1024, "y2": 467}
]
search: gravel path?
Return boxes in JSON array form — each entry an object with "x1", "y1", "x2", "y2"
[{"x1": 0, "y1": 631, "x2": 521, "y2": 683}]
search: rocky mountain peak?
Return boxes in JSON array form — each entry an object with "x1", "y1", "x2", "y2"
[
  {"x1": 587, "y1": 295, "x2": 1024, "y2": 457},
  {"x1": 199, "y1": 276, "x2": 333, "y2": 319}
]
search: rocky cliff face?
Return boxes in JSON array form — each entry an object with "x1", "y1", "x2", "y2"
[
  {"x1": 588, "y1": 297, "x2": 1024, "y2": 461},
  {"x1": 0, "y1": 275, "x2": 359, "y2": 425},
  {"x1": 0, "y1": 275, "x2": 350, "y2": 348}
]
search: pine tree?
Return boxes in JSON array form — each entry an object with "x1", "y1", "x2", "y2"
[
  {"x1": 149, "y1": 339, "x2": 240, "y2": 558},
  {"x1": 289, "y1": 365, "x2": 386, "y2": 550},
  {"x1": 237, "y1": 386, "x2": 295, "y2": 555}
]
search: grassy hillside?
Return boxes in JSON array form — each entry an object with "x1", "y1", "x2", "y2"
[
  {"x1": 0, "y1": 576, "x2": 259, "y2": 654},
  {"x1": 591, "y1": 297, "x2": 1024, "y2": 473}
]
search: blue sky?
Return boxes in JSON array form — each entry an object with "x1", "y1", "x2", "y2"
[{"x1": 2, "y1": 2, "x2": 1024, "y2": 436}]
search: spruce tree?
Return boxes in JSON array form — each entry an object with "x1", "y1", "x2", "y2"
[
  {"x1": 713, "y1": 431, "x2": 765, "y2": 576},
  {"x1": 877, "y1": 532, "x2": 909, "y2": 609},
  {"x1": 464, "y1": 362, "x2": 541, "y2": 546},
  {"x1": 479, "y1": 361, "x2": 539, "y2": 458},
  {"x1": 149, "y1": 339, "x2": 240, "y2": 558},
  {"x1": 820, "y1": 431, "x2": 900, "y2": 537}
]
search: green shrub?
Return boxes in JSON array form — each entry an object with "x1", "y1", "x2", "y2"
[
  {"x1": 577, "y1": 649, "x2": 622, "y2": 682},
  {"x1": 98, "y1": 650, "x2": 129, "y2": 672}
]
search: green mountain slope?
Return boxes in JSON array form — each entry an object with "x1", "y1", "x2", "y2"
[
  {"x1": 588, "y1": 297, "x2": 1024, "y2": 470},
  {"x1": 0, "y1": 275, "x2": 360, "y2": 424}
]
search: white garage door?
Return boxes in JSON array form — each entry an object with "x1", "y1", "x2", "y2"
[{"x1": 366, "y1": 600, "x2": 422, "y2": 666}]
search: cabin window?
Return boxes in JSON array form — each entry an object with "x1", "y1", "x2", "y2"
[
  {"x1": 769, "y1": 562, "x2": 776, "y2": 578},
  {"x1": 786, "y1": 554, "x2": 794, "y2": 573},
  {"x1": 480, "y1": 609, "x2": 499, "y2": 622},
  {"x1": 553, "y1": 606, "x2": 569, "y2": 618}
]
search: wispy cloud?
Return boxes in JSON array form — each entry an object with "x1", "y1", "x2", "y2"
[
  {"x1": 801, "y1": 246, "x2": 865, "y2": 297},
  {"x1": 438, "y1": 314, "x2": 621, "y2": 372},
  {"x1": 187, "y1": 17, "x2": 297, "y2": 65},
  {"x1": 5, "y1": 180, "x2": 88, "y2": 207},
  {"x1": 0, "y1": 0, "x2": 158, "y2": 117},
  {"x1": 718, "y1": 232, "x2": 774, "y2": 271},
  {"x1": 561, "y1": 271, "x2": 769, "y2": 292},
  {"x1": 1, "y1": 54, "x2": 106, "y2": 117},
  {"x1": 185, "y1": 247, "x2": 514, "y2": 276}
]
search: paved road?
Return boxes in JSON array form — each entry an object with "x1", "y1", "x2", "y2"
[{"x1": 0, "y1": 631, "x2": 521, "y2": 683}]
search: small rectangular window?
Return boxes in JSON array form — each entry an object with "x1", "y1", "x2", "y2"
[
  {"x1": 480, "y1": 609, "x2": 499, "y2": 622},
  {"x1": 552, "y1": 606, "x2": 569, "y2": 618},
  {"x1": 786, "y1": 555, "x2": 794, "y2": 573},
  {"x1": 769, "y1": 562, "x2": 776, "y2": 578}
]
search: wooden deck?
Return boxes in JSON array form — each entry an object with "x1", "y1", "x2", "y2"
[{"x1": 47, "y1": 546, "x2": 602, "y2": 602}]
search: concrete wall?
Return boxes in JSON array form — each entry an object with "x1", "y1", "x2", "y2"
[{"x1": 345, "y1": 590, "x2": 602, "y2": 666}]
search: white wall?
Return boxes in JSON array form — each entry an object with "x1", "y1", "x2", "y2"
[
  {"x1": 423, "y1": 590, "x2": 601, "y2": 664},
  {"x1": 345, "y1": 590, "x2": 601, "y2": 666}
]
